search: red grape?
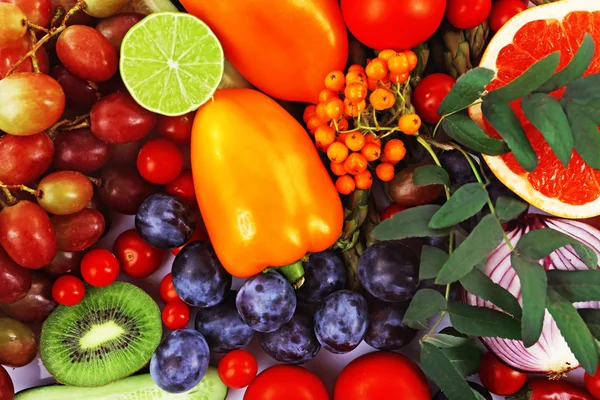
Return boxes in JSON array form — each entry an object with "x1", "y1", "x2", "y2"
[
  {"x1": 53, "y1": 129, "x2": 110, "y2": 173},
  {"x1": 0, "y1": 270, "x2": 57, "y2": 322},
  {"x1": 0, "y1": 201, "x2": 57, "y2": 269},
  {"x1": 52, "y1": 208, "x2": 105, "y2": 251},
  {"x1": 51, "y1": 0, "x2": 95, "y2": 26},
  {"x1": 0, "y1": 36, "x2": 49, "y2": 78},
  {"x1": 43, "y1": 249, "x2": 83, "y2": 276},
  {"x1": 37, "y1": 171, "x2": 94, "y2": 215},
  {"x1": 50, "y1": 65, "x2": 99, "y2": 112},
  {"x1": 0, "y1": 247, "x2": 31, "y2": 304},
  {"x1": 1, "y1": 0, "x2": 52, "y2": 27},
  {"x1": 0, "y1": 132, "x2": 54, "y2": 185},
  {"x1": 156, "y1": 111, "x2": 195, "y2": 145},
  {"x1": 84, "y1": 0, "x2": 128, "y2": 18},
  {"x1": 95, "y1": 12, "x2": 144, "y2": 51},
  {"x1": 98, "y1": 166, "x2": 158, "y2": 214},
  {"x1": 0, "y1": 3, "x2": 27, "y2": 48},
  {"x1": 137, "y1": 138, "x2": 184, "y2": 184},
  {"x1": 0, "y1": 317, "x2": 37, "y2": 367},
  {"x1": 91, "y1": 92, "x2": 157, "y2": 144},
  {"x1": 0, "y1": 72, "x2": 65, "y2": 136},
  {"x1": 0, "y1": 365, "x2": 14, "y2": 400},
  {"x1": 110, "y1": 140, "x2": 144, "y2": 164},
  {"x1": 166, "y1": 170, "x2": 197, "y2": 208},
  {"x1": 56, "y1": 25, "x2": 118, "y2": 82}
]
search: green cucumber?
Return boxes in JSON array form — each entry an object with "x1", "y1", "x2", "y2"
[{"x1": 15, "y1": 367, "x2": 227, "y2": 400}]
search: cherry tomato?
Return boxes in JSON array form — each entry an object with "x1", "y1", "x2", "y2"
[
  {"x1": 244, "y1": 365, "x2": 329, "y2": 400},
  {"x1": 136, "y1": 138, "x2": 184, "y2": 184},
  {"x1": 155, "y1": 111, "x2": 195, "y2": 145},
  {"x1": 113, "y1": 229, "x2": 165, "y2": 278},
  {"x1": 380, "y1": 204, "x2": 407, "y2": 221},
  {"x1": 479, "y1": 352, "x2": 527, "y2": 396},
  {"x1": 52, "y1": 275, "x2": 85, "y2": 306},
  {"x1": 341, "y1": 0, "x2": 446, "y2": 51},
  {"x1": 446, "y1": 0, "x2": 492, "y2": 29},
  {"x1": 489, "y1": 0, "x2": 527, "y2": 32},
  {"x1": 171, "y1": 216, "x2": 209, "y2": 256},
  {"x1": 80, "y1": 248, "x2": 120, "y2": 287},
  {"x1": 218, "y1": 349, "x2": 258, "y2": 389},
  {"x1": 161, "y1": 299, "x2": 190, "y2": 330},
  {"x1": 159, "y1": 273, "x2": 180, "y2": 303},
  {"x1": 413, "y1": 73, "x2": 456, "y2": 124},
  {"x1": 585, "y1": 366, "x2": 600, "y2": 399},
  {"x1": 165, "y1": 170, "x2": 197, "y2": 208},
  {"x1": 334, "y1": 351, "x2": 430, "y2": 400}
]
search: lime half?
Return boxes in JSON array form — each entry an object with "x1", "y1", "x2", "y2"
[{"x1": 120, "y1": 12, "x2": 224, "y2": 116}]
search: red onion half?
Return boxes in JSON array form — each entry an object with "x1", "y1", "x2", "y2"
[{"x1": 464, "y1": 214, "x2": 600, "y2": 374}]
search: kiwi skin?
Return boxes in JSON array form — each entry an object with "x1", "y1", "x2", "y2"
[
  {"x1": 385, "y1": 163, "x2": 444, "y2": 207},
  {"x1": 40, "y1": 281, "x2": 162, "y2": 387}
]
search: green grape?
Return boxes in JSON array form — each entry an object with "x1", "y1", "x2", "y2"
[{"x1": 37, "y1": 171, "x2": 94, "y2": 215}]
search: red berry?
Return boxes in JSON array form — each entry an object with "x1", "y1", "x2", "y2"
[
  {"x1": 113, "y1": 229, "x2": 165, "y2": 278},
  {"x1": 162, "y1": 299, "x2": 190, "y2": 330},
  {"x1": 52, "y1": 275, "x2": 85, "y2": 306},
  {"x1": 136, "y1": 138, "x2": 183, "y2": 184},
  {"x1": 80, "y1": 248, "x2": 120, "y2": 287}
]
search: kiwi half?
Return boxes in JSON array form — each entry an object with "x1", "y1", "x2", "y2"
[{"x1": 40, "y1": 281, "x2": 162, "y2": 387}]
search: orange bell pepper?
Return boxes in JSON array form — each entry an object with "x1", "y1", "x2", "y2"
[
  {"x1": 191, "y1": 88, "x2": 344, "y2": 279},
  {"x1": 179, "y1": 0, "x2": 348, "y2": 104}
]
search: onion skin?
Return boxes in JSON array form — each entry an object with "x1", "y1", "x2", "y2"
[{"x1": 464, "y1": 214, "x2": 600, "y2": 375}]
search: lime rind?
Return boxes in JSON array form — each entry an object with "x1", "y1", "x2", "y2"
[{"x1": 120, "y1": 12, "x2": 225, "y2": 116}]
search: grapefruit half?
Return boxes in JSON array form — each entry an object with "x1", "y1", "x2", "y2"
[{"x1": 470, "y1": 0, "x2": 600, "y2": 218}]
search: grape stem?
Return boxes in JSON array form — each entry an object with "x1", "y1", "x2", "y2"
[
  {"x1": 87, "y1": 176, "x2": 102, "y2": 187},
  {"x1": 27, "y1": 29, "x2": 40, "y2": 73},
  {"x1": 27, "y1": 22, "x2": 48, "y2": 33},
  {"x1": 50, "y1": 6, "x2": 66, "y2": 29},
  {"x1": 0, "y1": 187, "x2": 17, "y2": 206},
  {"x1": 0, "y1": 182, "x2": 39, "y2": 197},
  {"x1": 47, "y1": 113, "x2": 90, "y2": 138},
  {"x1": 5, "y1": 1, "x2": 87, "y2": 77}
]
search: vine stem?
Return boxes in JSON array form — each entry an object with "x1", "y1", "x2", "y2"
[
  {"x1": 416, "y1": 134, "x2": 455, "y2": 344},
  {"x1": 6, "y1": 1, "x2": 86, "y2": 77}
]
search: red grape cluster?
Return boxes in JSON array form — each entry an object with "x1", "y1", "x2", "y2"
[{"x1": 0, "y1": 2, "x2": 203, "y2": 394}]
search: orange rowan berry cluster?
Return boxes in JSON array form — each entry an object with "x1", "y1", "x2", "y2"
[{"x1": 303, "y1": 49, "x2": 423, "y2": 195}]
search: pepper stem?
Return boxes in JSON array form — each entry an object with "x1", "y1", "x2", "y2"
[{"x1": 278, "y1": 260, "x2": 305, "y2": 290}]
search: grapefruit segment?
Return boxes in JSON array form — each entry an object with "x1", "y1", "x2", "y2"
[{"x1": 470, "y1": 0, "x2": 600, "y2": 218}]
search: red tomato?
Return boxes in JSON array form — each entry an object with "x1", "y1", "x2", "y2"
[
  {"x1": 171, "y1": 216, "x2": 209, "y2": 256},
  {"x1": 244, "y1": 365, "x2": 329, "y2": 400},
  {"x1": 585, "y1": 366, "x2": 600, "y2": 399},
  {"x1": 113, "y1": 229, "x2": 165, "y2": 278},
  {"x1": 165, "y1": 170, "x2": 197, "y2": 208},
  {"x1": 341, "y1": 0, "x2": 446, "y2": 51},
  {"x1": 380, "y1": 204, "x2": 407, "y2": 221},
  {"x1": 159, "y1": 273, "x2": 180, "y2": 303},
  {"x1": 218, "y1": 350, "x2": 258, "y2": 389},
  {"x1": 479, "y1": 352, "x2": 527, "y2": 396},
  {"x1": 52, "y1": 275, "x2": 85, "y2": 306},
  {"x1": 446, "y1": 0, "x2": 492, "y2": 29},
  {"x1": 413, "y1": 73, "x2": 456, "y2": 124},
  {"x1": 489, "y1": 0, "x2": 527, "y2": 32},
  {"x1": 155, "y1": 111, "x2": 195, "y2": 145},
  {"x1": 80, "y1": 248, "x2": 120, "y2": 287},
  {"x1": 136, "y1": 138, "x2": 184, "y2": 184},
  {"x1": 334, "y1": 351, "x2": 430, "y2": 400},
  {"x1": 161, "y1": 299, "x2": 190, "y2": 330}
]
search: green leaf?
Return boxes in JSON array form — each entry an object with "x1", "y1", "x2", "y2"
[
  {"x1": 510, "y1": 255, "x2": 546, "y2": 347},
  {"x1": 521, "y1": 93, "x2": 573, "y2": 168},
  {"x1": 460, "y1": 268, "x2": 522, "y2": 318},
  {"x1": 441, "y1": 343, "x2": 484, "y2": 378},
  {"x1": 420, "y1": 245, "x2": 449, "y2": 280},
  {"x1": 438, "y1": 68, "x2": 496, "y2": 115},
  {"x1": 485, "y1": 52, "x2": 560, "y2": 103},
  {"x1": 423, "y1": 333, "x2": 471, "y2": 349},
  {"x1": 547, "y1": 270, "x2": 600, "y2": 302},
  {"x1": 481, "y1": 101, "x2": 538, "y2": 173},
  {"x1": 566, "y1": 102, "x2": 600, "y2": 171},
  {"x1": 413, "y1": 165, "x2": 451, "y2": 187},
  {"x1": 515, "y1": 228, "x2": 597, "y2": 268},
  {"x1": 563, "y1": 73, "x2": 600, "y2": 103},
  {"x1": 429, "y1": 183, "x2": 489, "y2": 229},
  {"x1": 538, "y1": 33, "x2": 595, "y2": 93},
  {"x1": 420, "y1": 343, "x2": 480, "y2": 400},
  {"x1": 435, "y1": 214, "x2": 504, "y2": 285},
  {"x1": 546, "y1": 288, "x2": 599, "y2": 375},
  {"x1": 495, "y1": 196, "x2": 529, "y2": 222},
  {"x1": 579, "y1": 309, "x2": 600, "y2": 339},
  {"x1": 570, "y1": 98, "x2": 600, "y2": 126},
  {"x1": 371, "y1": 205, "x2": 451, "y2": 241},
  {"x1": 441, "y1": 112, "x2": 509, "y2": 156},
  {"x1": 447, "y1": 302, "x2": 522, "y2": 339},
  {"x1": 402, "y1": 289, "x2": 447, "y2": 330}
]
